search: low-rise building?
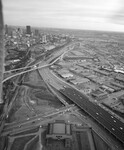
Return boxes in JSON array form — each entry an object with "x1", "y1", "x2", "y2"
[
  {"x1": 91, "y1": 89, "x2": 108, "y2": 100},
  {"x1": 104, "y1": 82, "x2": 121, "y2": 91},
  {"x1": 115, "y1": 74, "x2": 124, "y2": 83},
  {"x1": 80, "y1": 88, "x2": 92, "y2": 94},
  {"x1": 70, "y1": 77, "x2": 90, "y2": 85},
  {"x1": 110, "y1": 81, "x2": 124, "y2": 89},
  {"x1": 46, "y1": 120, "x2": 72, "y2": 140},
  {"x1": 100, "y1": 85, "x2": 115, "y2": 93},
  {"x1": 93, "y1": 68, "x2": 110, "y2": 76},
  {"x1": 60, "y1": 73, "x2": 74, "y2": 79}
]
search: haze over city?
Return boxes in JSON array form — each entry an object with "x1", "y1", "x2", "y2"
[
  {"x1": 3, "y1": 0, "x2": 124, "y2": 32},
  {"x1": 1, "y1": 0, "x2": 124, "y2": 149}
]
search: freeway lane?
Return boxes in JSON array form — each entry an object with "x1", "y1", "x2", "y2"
[
  {"x1": 2, "y1": 105, "x2": 75, "y2": 136},
  {"x1": 36, "y1": 41, "x2": 124, "y2": 144},
  {"x1": 3, "y1": 105, "x2": 74, "y2": 131},
  {"x1": 60, "y1": 87, "x2": 124, "y2": 144},
  {"x1": 38, "y1": 66, "x2": 124, "y2": 143},
  {"x1": 61, "y1": 88, "x2": 124, "y2": 132}
]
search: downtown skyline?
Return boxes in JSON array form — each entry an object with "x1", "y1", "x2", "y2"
[{"x1": 3, "y1": 0, "x2": 124, "y2": 32}]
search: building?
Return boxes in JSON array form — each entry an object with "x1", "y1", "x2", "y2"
[
  {"x1": 42, "y1": 35, "x2": 47, "y2": 43},
  {"x1": 60, "y1": 73, "x2": 74, "y2": 79},
  {"x1": 93, "y1": 68, "x2": 110, "y2": 76},
  {"x1": 110, "y1": 81, "x2": 124, "y2": 89},
  {"x1": 34, "y1": 29, "x2": 39, "y2": 36},
  {"x1": 91, "y1": 89, "x2": 108, "y2": 100},
  {"x1": 70, "y1": 77, "x2": 90, "y2": 85},
  {"x1": 80, "y1": 88, "x2": 92, "y2": 94},
  {"x1": 5, "y1": 24, "x2": 8, "y2": 34},
  {"x1": 26, "y1": 25, "x2": 31, "y2": 35},
  {"x1": 100, "y1": 85, "x2": 115, "y2": 93},
  {"x1": 46, "y1": 120, "x2": 72, "y2": 140},
  {"x1": 5, "y1": 25, "x2": 12, "y2": 36},
  {"x1": 115, "y1": 74, "x2": 124, "y2": 83}
]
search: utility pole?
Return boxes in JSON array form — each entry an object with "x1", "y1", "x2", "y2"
[{"x1": 0, "y1": 0, "x2": 4, "y2": 104}]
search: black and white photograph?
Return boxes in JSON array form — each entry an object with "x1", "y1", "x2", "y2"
[{"x1": 0, "y1": 0, "x2": 124, "y2": 149}]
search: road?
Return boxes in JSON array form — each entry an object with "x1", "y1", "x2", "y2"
[
  {"x1": 3, "y1": 41, "x2": 76, "y2": 83},
  {"x1": 2, "y1": 105, "x2": 75, "y2": 136},
  {"x1": 59, "y1": 87, "x2": 124, "y2": 143},
  {"x1": 38, "y1": 64, "x2": 124, "y2": 144},
  {"x1": 1, "y1": 42, "x2": 76, "y2": 134},
  {"x1": 2, "y1": 41, "x2": 124, "y2": 145}
]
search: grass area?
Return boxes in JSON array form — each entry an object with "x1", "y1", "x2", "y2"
[
  {"x1": 92, "y1": 131, "x2": 112, "y2": 150},
  {"x1": 7, "y1": 99, "x2": 22, "y2": 123},
  {"x1": 34, "y1": 92, "x2": 57, "y2": 101},
  {"x1": 26, "y1": 136, "x2": 39, "y2": 150},
  {"x1": 76, "y1": 131, "x2": 91, "y2": 150},
  {"x1": 0, "y1": 136, "x2": 8, "y2": 150},
  {"x1": 33, "y1": 91, "x2": 63, "y2": 107},
  {"x1": 14, "y1": 105, "x2": 36, "y2": 121},
  {"x1": 0, "y1": 104, "x2": 4, "y2": 116},
  {"x1": 6, "y1": 87, "x2": 26, "y2": 123},
  {"x1": 10, "y1": 135, "x2": 35, "y2": 150}
]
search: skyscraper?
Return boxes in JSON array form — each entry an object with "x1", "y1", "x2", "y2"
[
  {"x1": 26, "y1": 25, "x2": 31, "y2": 34},
  {"x1": 5, "y1": 24, "x2": 8, "y2": 34},
  {"x1": 34, "y1": 29, "x2": 39, "y2": 36},
  {"x1": 42, "y1": 35, "x2": 47, "y2": 43}
]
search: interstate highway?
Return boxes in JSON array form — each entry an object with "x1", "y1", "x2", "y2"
[
  {"x1": 38, "y1": 63, "x2": 124, "y2": 144},
  {"x1": 38, "y1": 66, "x2": 124, "y2": 144},
  {"x1": 2, "y1": 105, "x2": 75, "y2": 136},
  {"x1": 36, "y1": 41, "x2": 124, "y2": 144},
  {"x1": 59, "y1": 87, "x2": 124, "y2": 144}
]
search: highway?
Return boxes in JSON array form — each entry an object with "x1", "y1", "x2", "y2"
[
  {"x1": 59, "y1": 88, "x2": 124, "y2": 143},
  {"x1": 2, "y1": 105, "x2": 75, "y2": 136},
  {"x1": 1, "y1": 42, "x2": 76, "y2": 135},
  {"x1": 3, "y1": 41, "x2": 76, "y2": 83},
  {"x1": 2, "y1": 41, "x2": 124, "y2": 145},
  {"x1": 38, "y1": 65, "x2": 124, "y2": 144}
]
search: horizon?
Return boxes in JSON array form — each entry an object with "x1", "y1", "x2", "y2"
[
  {"x1": 3, "y1": 0, "x2": 124, "y2": 32},
  {"x1": 5, "y1": 24, "x2": 124, "y2": 34}
]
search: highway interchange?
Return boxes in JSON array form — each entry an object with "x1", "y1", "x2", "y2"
[
  {"x1": 38, "y1": 65, "x2": 124, "y2": 144},
  {"x1": 1, "y1": 41, "x2": 124, "y2": 147},
  {"x1": 37, "y1": 42, "x2": 124, "y2": 145},
  {"x1": 2, "y1": 105, "x2": 75, "y2": 136}
]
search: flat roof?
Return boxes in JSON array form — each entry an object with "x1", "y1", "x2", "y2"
[
  {"x1": 92, "y1": 89, "x2": 106, "y2": 95},
  {"x1": 53, "y1": 123, "x2": 66, "y2": 134},
  {"x1": 61, "y1": 73, "x2": 73, "y2": 78}
]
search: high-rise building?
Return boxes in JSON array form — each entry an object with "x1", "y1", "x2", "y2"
[
  {"x1": 42, "y1": 35, "x2": 47, "y2": 43},
  {"x1": 34, "y1": 29, "x2": 39, "y2": 36},
  {"x1": 26, "y1": 25, "x2": 31, "y2": 34},
  {"x1": 17, "y1": 28, "x2": 20, "y2": 32},
  {"x1": 5, "y1": 24, "x2": 8, "y2": 34},
  {"x1": 5, "y1": 25, "x2": 13, "y2": 36}
]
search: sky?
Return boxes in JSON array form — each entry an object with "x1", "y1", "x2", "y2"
[{"x1": 2, "y1": 0, "x2": 124, "y2": 32}]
